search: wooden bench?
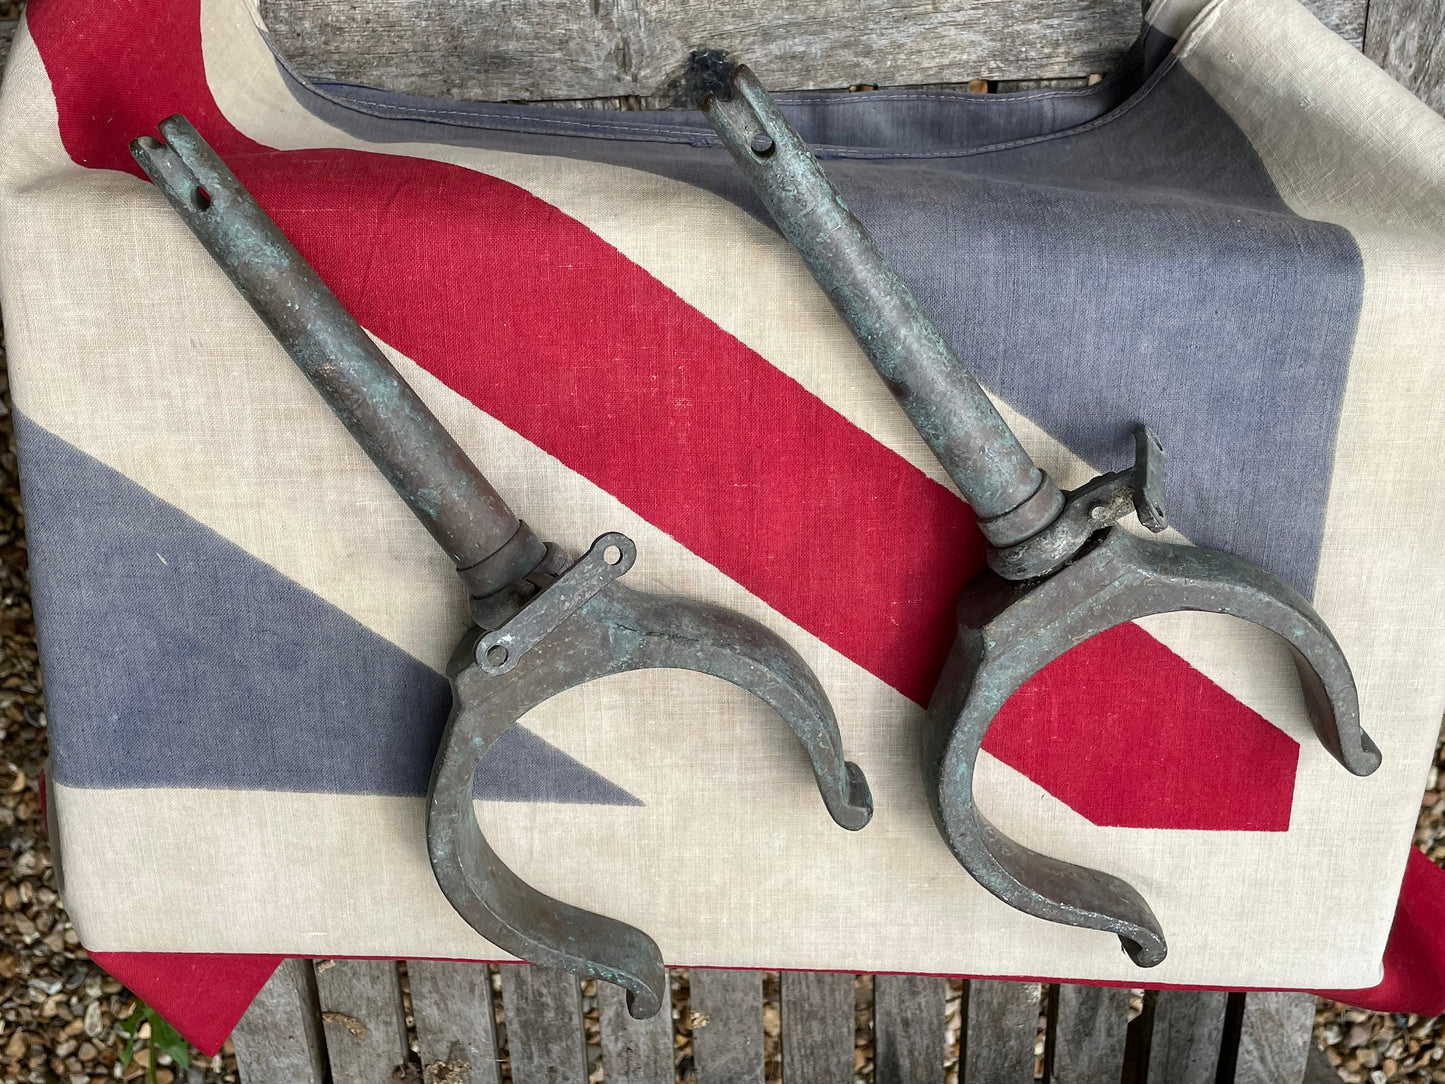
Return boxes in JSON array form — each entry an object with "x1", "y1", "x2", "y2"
[{"x1": 231, "y1": 959, "x2": 1350, "y2": 1083}]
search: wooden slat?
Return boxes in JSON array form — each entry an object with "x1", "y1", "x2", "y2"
[
  {"x1": 1145, "y1": 990, "x2": 1227, "y2": 1084},
  {"x1": 780, "y1": 971, "x2": 854, "y2": 1083},
  {"x1": 1050, "y1": 983, "x2": 1129, "y2": 1084},
  {"x1": 598, "y1": 973, "x2": 674, "y2": 1084},
  {"x1": 231, "y1": 959, "x2": 327, "y2": 1084},
  {"x1": 408, "y1": 960, "x2": 502, "y2": 1084},
  {"x1": 497, "y1": 964, "x2": 588, "y2": 1084},
  {"x1": 1364, "y1": 0, "x2": 1445, "y2": 114},
  {"x1": 995, "y1": 77, "x2": 1092, "y2": 92},
  {"x1": 963, "y1": 980, "x2": 1039, "y2": 1084},
  {"x1": 1233, "y1": 991, "x2": 1317, "y2": 1084},
  {"x1": 260, "y1": 0, "x2": 1364, "y2": 104},
  {"x1": 314, "y1": 959, "x2": 410, "y2": 1084},
  {"x1": 261, "y1": 0, "x2": 1143, "y2": 100},
  {"x1": 690, "y1": 969, "x2": 764, "y2": 1084},
  {"x1": 874, "y1": 974, "x2": 946, "y2": 1084},
  {"x1": 1306, "y1": 0, "x2": 1369, "y2": 47},
  {"x1": 1, "y1": 19, "x2": 16, "y2": 72}
]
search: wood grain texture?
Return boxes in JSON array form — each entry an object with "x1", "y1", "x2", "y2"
[
  {"x1": 259, "y1": 0, "x2": 1368, "y2": 103},
  {"x1": 1050, "y1": 983, "x2": 1129, "y2": 1084},
  {"x1": 598, "y1": 975, "x2": 674, "y2": 1084},
  {"x1": 1365, "y1": 0, "x2": 1445, "y2": 113},
  {"x1": 963, "y1": 980, "x2": 1039, "y2": 1084},
  {"x1": 780, "y1": 971, "x2": 854, "y2": 1083},
  {"x1": 260, "y1": 0, "x2": 1142, "y2": 100},
  {"x1": 314, "y1": 959, "x2": 410, "y2": 1084},
  {"x1": 1144, "y1": 990, "x2": 1227, "y2": 1084},
  {"x1": 497, "y1": 965, "x2": 588, "y2": 1084},
  {"x1": 231, "y1": 959, "x2": 327, "y2": 1084},
  {"x1": 1307, "y1": 0, "x2": 1369, "y2": 46},
  {"x1": 690, "y1": 969, "x2": 764, "y2": 1084},
  {"x1": 1234, "y1": 991, "x2": 1317, "y2": 1084},
  {"x1": 873, "y1": 974, "x2": 946, "y2": 1084},
  {"x1": 994, "y1": 77, "x2": 1091, "y2": 92},
  {"x1": 408, "y1": 960, "x2": 502, "y2": 1084}
]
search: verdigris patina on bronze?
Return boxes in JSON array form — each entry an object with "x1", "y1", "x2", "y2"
[
  {"x1": 693, "y1": 55, "x2": 1380, "y2": 966},
  {"x1": 131, "y1": 115, "x2": 872, "y2": 1018}
]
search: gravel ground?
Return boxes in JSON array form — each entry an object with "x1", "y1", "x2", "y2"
[{"x1": 0, "y1": 329, "x2": 1440, "y2": 1081}]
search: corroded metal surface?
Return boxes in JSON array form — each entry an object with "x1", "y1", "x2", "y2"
[
  {"x1": 131, "y1": 116, "x2": 871, "y2": 1017},
  {"x1": 690, "y1": 56, "x2": 1064, "y2": 550},
  {"x1": 132, "y1": 121, "x2": 545, "y2": 606},
  {"x1": 696, "y1": 58, "x2": 1381, "y2": 965}
]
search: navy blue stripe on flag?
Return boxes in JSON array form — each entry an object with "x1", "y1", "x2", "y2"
[{"x1": 15, "y1": 414, "x2": 639, "y2": 806}]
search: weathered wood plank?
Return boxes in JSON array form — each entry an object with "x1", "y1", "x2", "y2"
[
  {"x1": 874, "y1": 974, "x2": 946, "y2": 1084},
  {"x1": 963, "y1": 980, "x2": 1039, "y2": 1084},
  {"x1": 408, "y1": 960, "x2": 502, "y2": 1084},
  {"x1": 1364, "y1": 0, "x2": 1445, "y2": 114},
  {"x1": 231, "y1": 959, "x2": 328, "y2": 1084},
  {"x1": 1306, "y1": 0, "x2": 1368, "y2": 47},
  {"x1": 1, "y1": 18, "x2": 17, "y2": 74},
  {"x1": 690, "y1": 969, "x2": 764, "y2": 1084},
  {"x1": 260, "y1": 0, "x2": 1366, "y2": 104},
  {"x1": 995, "y1": 77, "x2": 1092, "y2": 92},
  {"x1": 598, "y1": 973, "x2": 674, "y2": 1084},
  {"x1": 497, "y1": 964, "x2": 588, "y2": 1084},
  {"x1": 314, "y1": 959, "x2": 410, "y2": 1084},
  {"x1": 261, "y1": 0, "x2": 1142, "y2": 100},
  {"x1": 1234, "y1": 991, "x2": 1316, "y2": 1084},
  {"x1": 1144, "y1": 990, "x2": 1227, "y2": 1084},
  {"x1": 1050, "y1": 983, "x2": 1129, "y2": 1084},
  {"x1": 779, "y1": 971, "x2": 854, "y2": 1083}
]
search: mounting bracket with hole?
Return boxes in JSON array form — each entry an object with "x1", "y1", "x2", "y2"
[{"x1": 475, "y1": 533, "x2": 637, "y2": 675}]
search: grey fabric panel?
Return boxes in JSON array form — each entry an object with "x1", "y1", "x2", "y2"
[
  {"x1": 270, "y1": 22, "x2": 1362, "y2": 597},
  {"x1": 284, "y1": 28, "x2": 1164, "y2": 158},
  {"x1": 15, "y1": 414, "x2": 640, "y2": 805},
  {"x1": 830, "y1": 69, "x2": 1362, "y2": 594}
]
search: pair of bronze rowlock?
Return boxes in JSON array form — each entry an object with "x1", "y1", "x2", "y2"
[{"x1": 131, "y1": 56, "x2": 1379, "y2": 1018}]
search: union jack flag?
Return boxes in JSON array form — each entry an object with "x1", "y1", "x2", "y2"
[{"x1": 1, "y1": 0, "x2": 1442, "y2": 1050}]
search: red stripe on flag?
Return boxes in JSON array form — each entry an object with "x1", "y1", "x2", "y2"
[{"x1": 28, "y1": 0, "x2": 1297, "y2": 831}]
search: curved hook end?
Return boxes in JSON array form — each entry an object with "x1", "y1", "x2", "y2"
[
  {"x1": 1120, "y1": 930, "x2": 1168, "y2": 968},
  {"x1": 625, "y1": 984, "x2": 664, "y2": 1021},
  {"x1": 832, "y1": 761, "x2": 874, "y2": 831}
]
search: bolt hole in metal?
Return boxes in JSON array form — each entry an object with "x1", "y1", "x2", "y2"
[
  {"x1": 193, "y1": 185, "x2": 211, "y2": 211},
  {"x1": 749, "y1": 132, "x2": 776, "y2": 157},
  {"x1": 603, "y1": 545, "x2": 623, "y2": 566},
  {"x1": 485, "y1": 645, "x2": 508, "y2": 668}
]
